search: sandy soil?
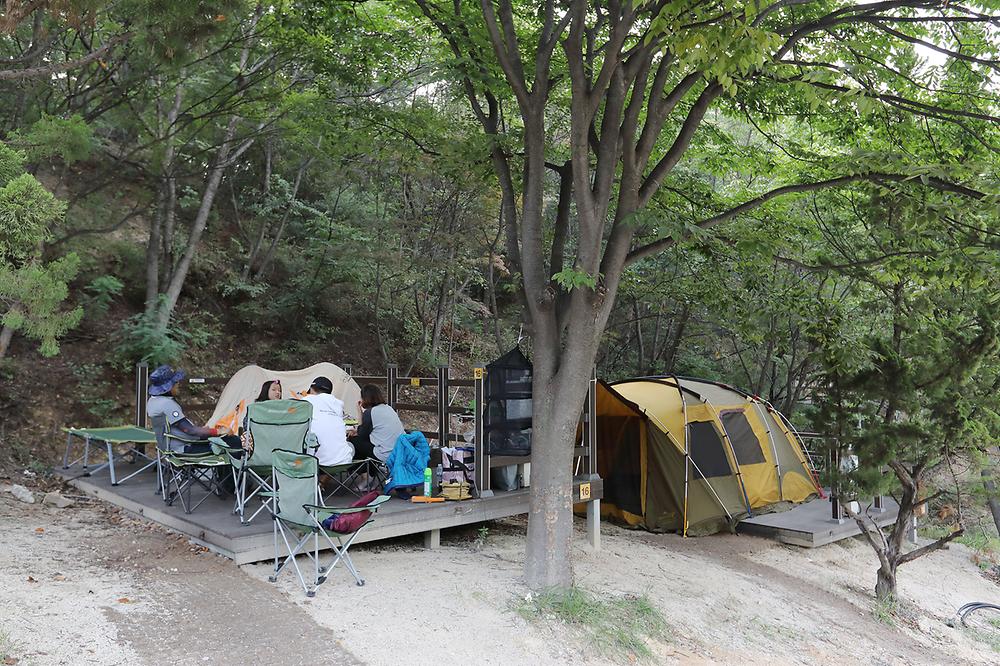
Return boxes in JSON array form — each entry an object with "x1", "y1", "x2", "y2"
[
  {"x1": 2, "y1": 489, "x2": 998, "y2": 665},
  {"x1": 246, "y1": 517, "x2": 1000, "y2": 666},
  {"x1": 0, "y1": 493, "x2": 358, "y2": 666}
]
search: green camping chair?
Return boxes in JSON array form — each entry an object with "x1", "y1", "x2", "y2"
[
  {"x1": 210, "y1": 399, "x2": 316, "y2": 525},
  {"x1": 318, "y1": 457, "x2": 388, "y2": 503},
  {"x1": 151, "y1": 414, "x2": 230, "y2": 514},
  {"x1": 264, "y1": 449, "x2": 390, "y2": 596}
]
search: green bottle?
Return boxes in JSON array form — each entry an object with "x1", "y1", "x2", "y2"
[{"x1": 423, "y1": 467, "x2": 433, "y2": 497}]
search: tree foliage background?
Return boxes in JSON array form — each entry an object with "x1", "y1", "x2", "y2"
[{"x1": 1, "y1": 0, "x2": 999, "y2": 599}]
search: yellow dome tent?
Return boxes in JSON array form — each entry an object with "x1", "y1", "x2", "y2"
[{"x1": 595, "y1": 377, "x2": 820, "y2": 536}]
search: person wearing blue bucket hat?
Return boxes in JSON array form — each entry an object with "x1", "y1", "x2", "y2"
[{"x1": 146, "y1": 365, "x2": 227, "y2": 452}]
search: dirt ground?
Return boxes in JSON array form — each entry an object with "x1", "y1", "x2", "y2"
[{"x1": 2, "y1": 490, "x2": 999, "y2": 666}]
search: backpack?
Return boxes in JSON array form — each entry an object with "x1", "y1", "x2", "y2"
[{"x1": 323, "y1": 490, "x2": 380, "y2": 534}]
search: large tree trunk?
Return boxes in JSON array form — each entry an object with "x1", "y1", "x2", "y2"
[
  {"x1": 875, "y1": 563, "x2": 897, "y2": 603},
  {"x1": 524, "y1": 334, "x2": 597, "y2": 589}
]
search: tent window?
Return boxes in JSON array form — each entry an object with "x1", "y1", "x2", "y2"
[
  {"x1": 720, "y1": 410, "x2": 766, "y2": 465},
  {"x1": 688, "y1": 421, "x2": 732, "y2": 479}
]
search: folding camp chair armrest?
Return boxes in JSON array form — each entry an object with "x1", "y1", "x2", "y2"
[
  {"x1": 259, "y1": 491, "x2": 276, "y2": 498},
  {"x1": 209, "y1": 436, "x2": 240, "y2": 453},
  {"x1": 165, "y1": 432, "x2": 208, "y2": 446},
  {"x1": 304, "y1": 495, "x2": 391, "y2": 520},
  {"x1": 303, "y1": 504, "x2": 364, "y2": 522}
]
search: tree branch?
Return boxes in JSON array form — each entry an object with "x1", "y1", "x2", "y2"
[
  {"x1": 626, "y1": 172, "x2": 989, "y2": 265},
  {"x1": 0, "y1": 32, "x2": 132, "y2": 80},
  {"x1": 898, "y1": 527, "x2": 964, "y2": 565}
]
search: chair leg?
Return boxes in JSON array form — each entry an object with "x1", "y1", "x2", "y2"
[
  {"x1": 62, "y1": 432, "x2": 73, "y2": 469},
  {"x1": 106, "y1": 441, "x2": 118, "y2": 485},
  {"x1": 269, "y1": 517, "x2": 279, "y2": 582},
  {"x1": 316, "y1": 522, "x2": 369, "y2": 587},
  {"x1": 271, "y1": 521, "x2": 314, "y2": 595}
]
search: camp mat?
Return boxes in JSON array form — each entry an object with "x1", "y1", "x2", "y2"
[
  {"x1": 63, "y1": 425, "x2": 159, "y2": 486},
  {"x1": 63, "y1": 425, "x2": 158, "y2": 442}
]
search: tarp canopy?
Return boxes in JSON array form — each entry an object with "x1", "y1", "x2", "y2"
[
  {"x1": 594, "y1": 377, "x2": 820, "y2": 536},
  {"x1": 208, "y1": 363, "x2": 361, "y2": 427}
]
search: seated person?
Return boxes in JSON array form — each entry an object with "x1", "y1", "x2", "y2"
[
  {"x1": 216, "y1": 379, "x2": 283, "y2": 457},
  {"x1": 214, "y1": 378, "x2": 283, "y2": 435},
  {"x1": 349, "y1": 384, "x2": 405, "y2": 462},
  {"x1": 146, "y1": 365, "x2": 226, "y2": 453},
  {"x1": 302, "y1": 376, "x2": 354, "y2": 466}
]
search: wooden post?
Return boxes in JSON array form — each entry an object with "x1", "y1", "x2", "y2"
[
  {"x1": 873, "y1": 465, "x2": 885, "y2": 512},
  {"x1": 587, "y1": 499, "x2": 601, "y2": 550},
  {"x1": 831, "y1": 447, "x2": 844, "y2": 522},
  {"x1": 473, "y1": 364, "x2": 491, "y2": 497},
  {"x1": 437, "y1": 365, "x2": 450, "y2": 447},
  {"x1": 387, "y1": 364, "x2": 398, "y2": 407},
  {"x1": 135, "y1": 362, "x2": 149, "y2": 427},
  {"x1": 587, "y1": 368, "x2": 597, "y2": 476}
]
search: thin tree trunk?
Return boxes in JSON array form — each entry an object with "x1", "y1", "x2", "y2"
[
  {"x1": 146, "y1": 83, "x2": 183, "y2": 314},
  {"x1": 253, "y1": 156, "x2": 315, "y2": 280},
  {"x1": 633, "y1": 300, "x2": 645, "y2": 375},
  {"x1": 662, "y1": 303, "x2": 690, "y2": 373},
  {"x1": 982, "y1": 448, "x2": 1000, "y2": 536},
  {"x1": 0, "y1": 323, "x2": 14, "y2": 360},
  {"x1": 156, "y1": 116, "x2": 240, "y2": 328}
]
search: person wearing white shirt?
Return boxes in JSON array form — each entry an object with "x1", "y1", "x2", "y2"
[{"x1": 302, "y1": 376, "x2": 354, "y2": 466}]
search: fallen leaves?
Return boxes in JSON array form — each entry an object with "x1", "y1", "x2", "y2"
[
  {"x1": 34, "y1": 527, "x2": 44, "y2": 534},
  {"x1": 117, "y1": 597, "x2": 132, "y2": 604},
  {"x1": 26, "y1": 576, "x2": 37, "y2": 583}
]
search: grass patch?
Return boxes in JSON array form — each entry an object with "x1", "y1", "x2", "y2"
[
  {"x1": 919, "y1": 524, "x2": 1000, "y2": 569},
  {"x1": 514, "y1": 587, "x2": 669, "y2": 662},
  {"x1": 966, "y1": 627, "x2": 1000, "y2": 654},
  {"x1": 0, "y1": 627, "x2": 24, "y2": 664},
  {"x1": 872, "y1": 597, "x2": 898, "y2": 626}
]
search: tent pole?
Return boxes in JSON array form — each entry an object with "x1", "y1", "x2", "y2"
[
  {"x1": 766, "y1": 400, "x2": 824, "y2": 496},
  {"x1": 675, "y1": 377, "x2": 691, "y2": 537},
  {"x1": 705, "y1": 401, "x2": 754, "y2": 517},
  {"x1": 640, "y1": 404, "x2": 735, "y2": 524},
  {"x1": 753, "y1": 400, "x2": 784, "y2": 501}
]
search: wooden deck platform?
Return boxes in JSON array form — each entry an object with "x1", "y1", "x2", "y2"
[
  {"x1": 58, "y1": 463, "x2": 603, "y2": 564},
  {"x1": 737, "y1": 495, "x2": 900, "y2": 547}
]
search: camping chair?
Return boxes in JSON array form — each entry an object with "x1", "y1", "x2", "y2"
[
  {"x1": 209, "y1": 399, "x2": 315, "y2": 525},
  {"x1": 263, "y1": 449, "x2": 390, "y2": 596},
  {"x1": 151, "y1": 414, "x2": 230, "y2": 514},
  {"x1": 318, "y1": 457, "x2": 388, "y2": 503}
]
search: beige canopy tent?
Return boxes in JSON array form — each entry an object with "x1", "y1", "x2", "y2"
[{"x1": 208, "y1": 363, "x2": 361, "y2": 428}]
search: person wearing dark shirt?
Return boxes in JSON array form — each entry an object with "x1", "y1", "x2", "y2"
[{"x1": 349, "y1": 384, "x2": 405, "y2": 462}]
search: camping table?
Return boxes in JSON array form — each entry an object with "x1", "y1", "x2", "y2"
[{"x1": 62, "y1": 426, "x2": 158, "y2": 486}]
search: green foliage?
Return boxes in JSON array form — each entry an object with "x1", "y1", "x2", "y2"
[
  {"x1": 83, "y1": 275, "x2": 124, "y2": 319},
  {"x1": 0, "y1": 173, "x2": 65, "y2": 262},
  {"x1": 10, "y1": 115, "x2": 94, "y2": 165},
  {"x1": 121, "y1": 0, "x2": 247, "y2": 61},
  {"x1": 0, "y1": 254, "x2": 83, "y2": 357},
  {"x1": 71, "y1": 363, "x2": 124, "y2": 422},
  {"x1": 552, "y1": 267, "x2": 598, "y2": 292},
  {"x1": 514, "y1": 588, "x2": 669, "y2": 661},
  {"x1": 0, "y1": 144, "x2": 26, "y2": 188},
  {"x1": 114, "y1": 310, "x2": 190, "y2": 367}
]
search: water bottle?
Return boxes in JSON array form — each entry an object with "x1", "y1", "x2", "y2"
[
  {"x1": 423, "y1": 467, "x2": 432, "y2": 497},
  {"x1": 434, "y1": 464, "x2": 443, "y2": 492}
]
